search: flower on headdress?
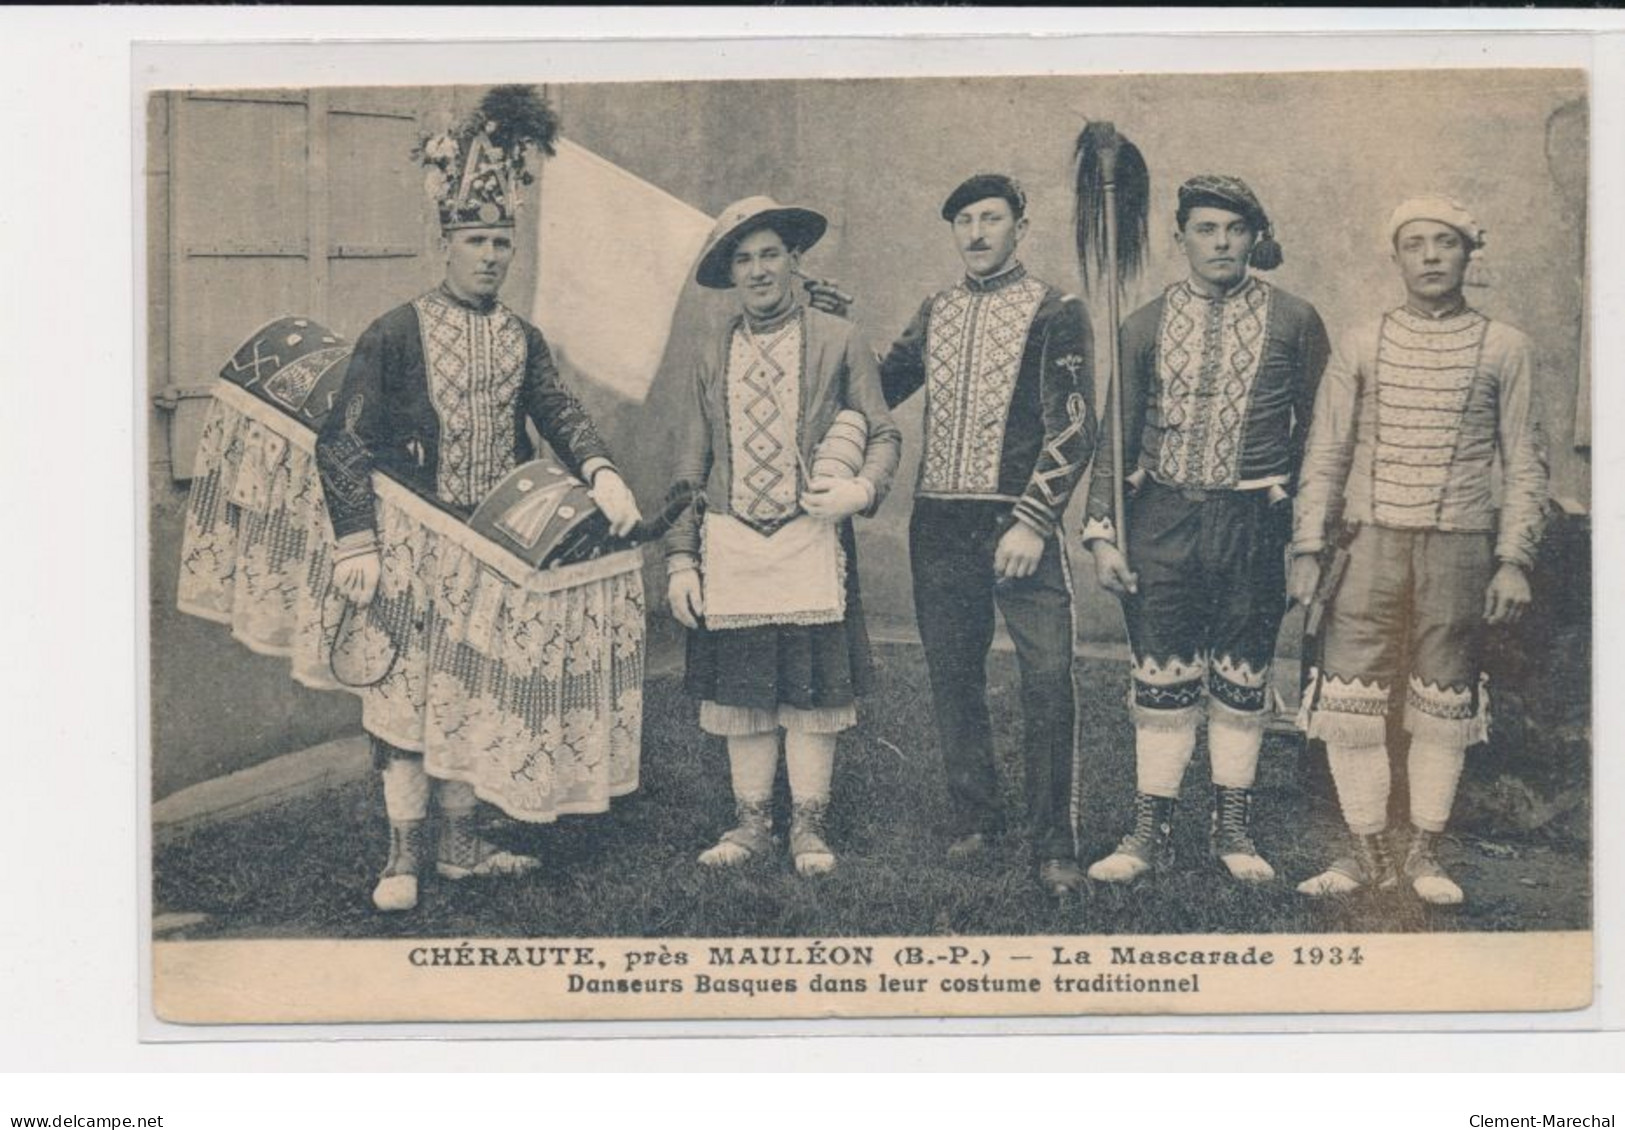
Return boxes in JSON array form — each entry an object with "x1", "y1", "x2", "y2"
[
  {"x1": 424, "y1": 168, "x2": 448, "y2": 198},
  {"x1": 427, "y1": 134, "x2": 459, "y2": 162}
]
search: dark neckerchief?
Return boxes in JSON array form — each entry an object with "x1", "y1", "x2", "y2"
[{"x1": 741, "y1": 293, "x2": 802, "y2": 335}]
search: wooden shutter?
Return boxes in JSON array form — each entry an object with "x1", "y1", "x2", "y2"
[{"x1": 155, "y1": 87, "x2": 447, "y2": 479}]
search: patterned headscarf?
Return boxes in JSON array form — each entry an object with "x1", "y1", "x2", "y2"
[{"x1": 1177, "y1": 174, "x2": 1281, "y2": 270}]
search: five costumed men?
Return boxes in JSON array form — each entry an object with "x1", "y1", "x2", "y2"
[{"x1": 201, "y1": 86, "x2": 1555, "y2": 914}]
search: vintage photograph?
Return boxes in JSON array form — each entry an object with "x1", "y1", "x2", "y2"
[{"x1": 144, "y1": 67, "x2": 1592, "y2": 1023}]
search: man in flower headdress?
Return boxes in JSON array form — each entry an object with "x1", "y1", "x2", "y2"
[
  {"x1": 316, "y1": 86, "x2": 642, "y2": 912},
  {"x1": 879, "y1": 173, "x2": 1097, "y2": 895},
  {"x1": 1082, "y1": 174, "x2": 1329, "y2": 886},
  {"x1": 1291, "y1": 195, "x2": 1547, "y2": 905}
]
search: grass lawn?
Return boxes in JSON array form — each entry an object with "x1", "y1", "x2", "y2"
[{"x1": 154, "y1": 644, "x2": 1590, "y2": 940}]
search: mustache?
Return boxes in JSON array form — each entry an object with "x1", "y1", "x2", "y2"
[{"x1": 966, "y1": 241, "x2": 992, "y2": 251}]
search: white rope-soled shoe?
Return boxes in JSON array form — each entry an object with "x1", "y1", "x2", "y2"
[
  {"x1": 435, "y1": 811, "x2": 540, "y2": 880},
  {"x1": 372, "y1": 819, "x2": 425, "y2": 912}
]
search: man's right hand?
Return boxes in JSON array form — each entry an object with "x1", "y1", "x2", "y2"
[
  {"x1": 1089, "y1": 541, "x2": 1139, "y2": 596},
  {"x1": 668, "y1": 569, "x2": 705, "y2": 630},
  {"x1": 802, "y1": 276, "x2": 854, "y2": 318},
  {"x1": 334, "y1": 550, "x2": 381, "y2": 607},
  {"x1": 1287, "y1": 554, "x2": 1322, "y2": 607}
]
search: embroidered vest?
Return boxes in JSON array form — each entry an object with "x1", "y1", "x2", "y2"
[
  {"x1": 1371, "y1": 306, "x2": 1489, "y2": 528},
  {"x1": 920, "y1": 273, "x2": 1047, "y2": 497},
  {"x1": 1154, "y1": 278, "x2": 1274, "y2": 489},
  {"x1": 725, "y1": 312, "x2": 804, "y2": 531},
  {"x1": 413, "y1": 290, "x2": 528, "y2": 510}
]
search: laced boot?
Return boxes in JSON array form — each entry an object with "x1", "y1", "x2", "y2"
[
  {"x1": 1211, "y1": 786, "x2": 1276, "y2": 882},
  {"x1": 372, "y1": 819, "x2": 425, "y2": 912},
  {"x1": 1087, "y1": 793, "x2": 1176, "y2": 883},
  {"x1": 435, "y1": 809, "x2": 540, "y2": 880},
  {"x1": 1297, "y1": 830, "x2": 1399, "y2": 897},
  {"x1": 1404, "y1": 828, "x2": 1464, "y2": 905},
  {"x1": 698, "y1": 798, "x2": 774, "y2": 867},
  {"x1": 790, "y1": 799, "x2": 836, "y2": 877}
]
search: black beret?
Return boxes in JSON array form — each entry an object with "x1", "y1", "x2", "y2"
[{"x1": 941, "y1": 173, "x2": 1027, "y2": 222}]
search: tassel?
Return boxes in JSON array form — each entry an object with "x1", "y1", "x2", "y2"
[
  {"x1": 1465, "y1": 247, "x2": 1493, "y2": 288},
  {"x1": 1074, "y1": 122, "x2": 1150, "y2": 296},
  {"x1": 1249, "y1": 232, "x2": 1283, "y2": 271}
]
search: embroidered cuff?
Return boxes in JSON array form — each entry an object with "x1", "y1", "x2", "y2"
[
  {"x1": 666, "y1": 552, "x2": 700, "y2": 577},
  {"x1": 1012, "y1": 497, "x2": 1056, "y2": 539},
  {"x1": 1080, "y1": 515, "x2": 1116, "y2": 546},
  {"x1": 332, "y1": 529, "x2": 379, "y2": 562}
]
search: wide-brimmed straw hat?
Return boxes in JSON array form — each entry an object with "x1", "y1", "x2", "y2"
[{"x1": 694, "y1": 195, "x2": 828, "y2": 290}]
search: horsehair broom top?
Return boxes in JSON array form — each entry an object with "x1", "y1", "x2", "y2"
[{"x1": 1073, "y1": 121, "x2": 1150, "y2": 296}]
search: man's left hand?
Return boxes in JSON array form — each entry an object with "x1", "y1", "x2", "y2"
[
  {"x1": 1483, "y1": 561, "x2": 1532, "y2": 626},
  {"x1": 994, "y1": 522, "x2": 1047, "y2": 581},
  {"x1": 801, "y1": 476, "x2": 870, "y2": 521},
  {"x1": 590, "y1": 469, "x2": 643, "y2": 537}
]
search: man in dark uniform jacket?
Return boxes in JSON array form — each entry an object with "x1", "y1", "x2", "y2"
[{"x1": 881, "y1": 173, "x2": 1097, "y2": 894}]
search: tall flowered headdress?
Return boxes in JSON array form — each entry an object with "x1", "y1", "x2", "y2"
[{"x1": 414, "y1": 85, "x2": 561, "y2": 230}]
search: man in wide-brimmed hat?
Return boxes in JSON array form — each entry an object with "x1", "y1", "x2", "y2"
[
  {"x1": 879, "y1": 173, "x2": 1097, "y2": 895},
  {"x1": 666, "y1": 196, "x2": 901, "y2": 877},
  {"x1": 1291, "y1": 195, "x2": 1547, "y2": 906},
  {"x1": 315, "y1": 87, "x2": 642, "y2": 913},
  {"x1": 1082, "y1": 174, "x2": 1330, "y2": 887}
]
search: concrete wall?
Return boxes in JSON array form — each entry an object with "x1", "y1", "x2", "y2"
[{"x1": 150, "y1": 71, "x2": 1589, "y2": 797}]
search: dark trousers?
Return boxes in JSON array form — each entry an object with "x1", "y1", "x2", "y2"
[
  {"x1": 910, "y1": 498, "x2": 1078, "y2": 860},
  {"x1": 1120, "y1": 480, "x2": 1291, "y2": 713}
]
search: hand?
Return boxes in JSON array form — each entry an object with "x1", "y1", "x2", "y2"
[
  {"x1": 590, "y1": 469, "x2": 642, "y2": 537},
  {"x1": 1287, "y1": 554, "x2": 1322, "y2": 606},
  {"x1": 1483, "y1": 562, "x2": 1532, "y2": 626},
  {"x1": 668, "y1": 569, "x2": 705, "y2": 630},
  {"x1": 994, "y1": 522, "x2": 1047, "y2": 581},
  {"x1": 1089, "y1": 540, "x2": 1139, "y2": 596},
  {"x1": 801, "y1": 475, "x2": 870, "y2": 521},
  {"x1": 334, "y1": 550, "x2": 381, "y2": 607},
  {"x1": 802, "y1": 276, "x2": 854, "y2": 318}
]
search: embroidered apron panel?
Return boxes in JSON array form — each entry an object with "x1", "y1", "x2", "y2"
[
  {"x1": 725, "y1": 317, "x2": 803, "y2": 526},
  {"x1": 920, "y1": 277, "x2": 1046, "y2": 496},
  {"x1": 700, "y1": 511, "x2": 844, "y2": 629},
  {"x1": 415, "y1": 291, "x2": 527, "y2": 510},
  {"x1": 1155, "y1": 279, "x2": 1273, "y2": 489},
  {"x1": 1372, "y1": 308, "x2": 1488, "y2": 527}
]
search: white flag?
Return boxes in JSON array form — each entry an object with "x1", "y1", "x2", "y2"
[{"x1": 533, "y1": 140, "x2": 713, "y2": 403}]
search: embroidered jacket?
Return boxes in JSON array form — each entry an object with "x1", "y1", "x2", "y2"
[
  {"x1": 1291, "y1": 305, "x2": 1548, "y2": 571},
  {"x1": 879, "y1": 263, "x2": 1095, "y2": 539},
  {"x1": 1082, "y1": 277, "x2": 1329, "y2": 545},
  {"x1": 664, "y1": 302, "x2": 902, "y2": 567},
  {"x1": 316, "y1": 285, "x2": 615, "y2": 543}
]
